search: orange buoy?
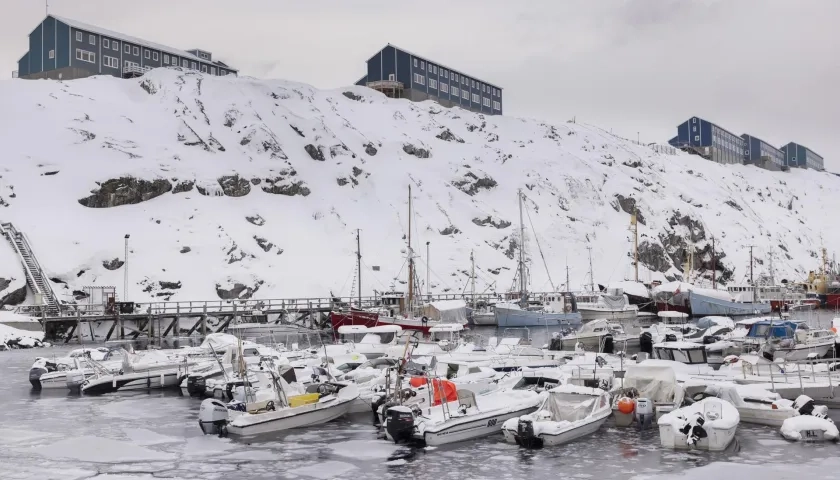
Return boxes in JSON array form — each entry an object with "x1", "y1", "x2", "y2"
[
  {"x1": 831, "y1": 327, "x2": 837, "y2": 334},
  {"x1": 617, "y1": 397, "x2": 635, "y2": 414}
]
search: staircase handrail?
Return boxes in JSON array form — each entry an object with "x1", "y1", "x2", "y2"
[
  {"x1": 0, "y1": 222, "x2": 59, "y2": 313},
  {"x1": 19, "y1": 229, "x2": 60, "y2": 308}
]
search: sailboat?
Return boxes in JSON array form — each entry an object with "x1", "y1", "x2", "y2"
[{"x1": 494, "y1": 190, "x2": 582, "y2": 327}]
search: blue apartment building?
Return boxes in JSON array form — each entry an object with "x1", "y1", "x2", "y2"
[
  {"x1": 742, "y1": 134, "x2": 785, "y2": 170},
  {"x1": 781, "y1": 143, "x2": 824, "y2": 170},
  {"x1": 15, "y1": 15, "x2": 237, "y2": 80},
  {"x1": 356, "y1": 44, "x2": 502, "y2": 115},
  {"x1": 668, "y1": 116, "x2": 745, "y2": 165}
]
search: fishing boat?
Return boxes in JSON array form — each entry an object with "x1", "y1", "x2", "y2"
[
  {"x1": 576, "y1": 290, "x2": 638, "y2": 322},
  {"x1": 559, "y1": 319, "x2": 637, "y2": 352},
  {"x1": 383, "y1": 386, "x2": 542, "y2": 445},
  {"x1": 334, "y1": 325, "x2": 402, "y2": 359},
  {"x1": 689, "y1": 284, "x2": 772, "y2": 317},
  {"x1": 658, "y1": 397, "x2": 739, "y2": 451},
  {"x1": 737, "y1": 319, "x2": 834, "y2": 361},
  {"x1": 501, "y1": 385, "x2": 611, "y2": 447}
]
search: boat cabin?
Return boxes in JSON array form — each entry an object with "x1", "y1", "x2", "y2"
[
  {"x1": 651, "y1": 342, "x2": 708, "y2": 364},
  {"x1": 542, "y1": 292, "x2": 577, "y2": 313},
  {"x1": 727, "y1": 284, "x2": 757, "y2": 302},
  {"x1": 657, "y1": 311, "x2": 689, "y2": 325},
  {"x1": 429, "y1": 323, "x2": 464, "y2": 345},
  {"x1": 378, "y1": 291, "x2": 406, "y2": 316},
  {"x1": 336, "y1": 325, "x2": 402, "y2": 345}
]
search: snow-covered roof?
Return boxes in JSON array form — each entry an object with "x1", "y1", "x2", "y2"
[
  {"x1": 429, "y1": 299, "x2": 467, "y2": 311},
  {"x1": 608, "y1": 281, "x2": 650, "y2": 299},
  {"x1": 50, "y1": 15, "x2": 238, "y2": 72}
]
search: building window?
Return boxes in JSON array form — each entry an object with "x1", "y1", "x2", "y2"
[
  {"x1": 76, "y1": 31, "x2": 83, "y2": 42},
  {"x1": 462, "y1": 90, "x2": 468, "y2": 100},
  {"x1": 163, "y1": 54, "x2": 169, "y2": 64},
  {"x1": 454, "y1": 74, "x2": 458, "y2": 82},
  {"x1": 414, "y1": 73, "x2": 425, "y2": 85},
  {"x1": 211, "y1": 67, "x2": 216, "y2": 75},
  {"x1": 171, "y1": 57, "x2": 177, "y2": 66},
  {"x1": 153, "y1": 52, "x2": 159, "y2": 61},
  {"x1": 202, "y1": 64, "x2": 207, "y2": 73},
  {"x1": 429, "y1": 79, "x2": 437, "y2": 89},
  {"x1": 103, "y1": 56, "x2": 119, "y2": 68},
  {"x1": 692, "y1": 118, "x2": 697, "y2": 123},
  {"x1": 472, "y1": 93, "x2": 480, "y2": 103},
  {"x1": 125, "y1": 44, "x2": 130, "y2": 54},
  {"x1": 452, "y1": 86, "x2": 459, "y2": 97},
  {"x1": 48, "y1": 49, "x2": 55, "y2": 59},
  {"x1": 103, "y1": 39, "x2": 110, "y2": 49},
  {"x1": 493, "y1": 100, "x2": 501, "y2": 110},
  {"x1": 191, "y1": 62, "x2": 196, "y2": 69},
  {"x1": 89, "y1": 35, "x2": 96, "y2": 45},
  {"x1": 471, "y1": 80, "x2": 475, "y2": 88},
  {"x1": 444, "y1": 71, "x2": 448, "y2": 79},
  {"x1": 420, "y1": 61, "x2": 424, "y2": 70},
  {"x1": 182, "y1": 59, "x2": 188, "y2": 67},
  {"x1": 75, "y1": 48, "x2": 95, "y2": 63},
  {"x1": 388, "y1": 73, "x2": 395, "y2": 81},
  {"x1": 133, "y1": 47, "x2": 139, "y2": 56},
  {"x1": 413, "y1": 58, "x2": 418, "y2": 67},
  {"x1": 112, "y1": 42, "x2": 118, "y2": 51},
  {"x1": 692, "y1": 126, "x2": 697, "y2": 132},
  {"x1": 144, "y1": 50, "x2": 150, "y2": 59},
  {"x1": 441, "y1": 83, "x2": 448, "y2": 93},
  {"x1": 433, "y1": 65, "x2": 437, "y2": 74},
  {"x1": 694, "y1": 135, "x2": 700, "y2": 141}
]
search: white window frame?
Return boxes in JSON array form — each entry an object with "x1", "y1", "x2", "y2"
[
  {"x1": 201, "y1": 64, "x2": 207, "y2": 73},
  {"x1": 124, "y1": 44, "x2": 130, "y2": 54},
  {"x1": 420, "y1": 61, "x2": 425, "y2": 70},
  {"x1": 413, "y1": 58, "x2": 418, "y2": 67},
  {"x1": 462, "y1": 90, "x2": 468, "y2": 100},
  {"x1": 75, "y1": 31, "x2": 83, "y2": 42},
  {"x1": 472, "y1": 93, "x2": 480, "y2": 103},
  {"x1": 444, "y1": 71, "x2": 448, "y2": 79},
  {"x1": 388, "y1": 73, "x2": 395, "y2": 81},
  {"x1": 471, "y1": 80, "x2": 475, "y2": 88},
  {"x1": 182, "y1": 59, "x2": 188, "y2": 67},
  {"x1": 144, "y1": 50, "x2": 150, "y2": 59},
  {"x1": 694, "y1": 135, "x2": 700, "y2": 141},
  {"x1": 692, "y1": 118, "x2": 697, "y2": 123},
  {"x1": 112, "y1": 42, "x2": 118, "y2": 51},
  {"x1": 452, "y1": 86, "x2": 459, "y2": 96},
  {"x1": 75, "y1": 48, "x2": 95, "y2": 64},
  {"x1": 89, "y1": 35, "x2": 95, "y2": 45},
  {"x1": 133, "y1": 46, "x2": 139, "y2": 56},
  {"x1": 153, "y1": 52, "x2": 159, "y2": 61},
  {"x1": 103, "y1": 39, "x2": 110, "y2": 49},
  {"x1": 163, "y1": 54, "x2": 169, "y2": 64},
  {"x1": 441, "y1": 83, "x2": 448, "y2": 93},
  {"x1": 104, "y1": 56, "x2": 119, "y2": 69},
  {"x1": 48, "y1": 49, "x2": 55, "y2": 59},
  {"x1": 191, "y1": 61, "x2": 196, "y2": 69},
  {"x1": 171, "y1": 57, "x2": 177, "y2": 66}
]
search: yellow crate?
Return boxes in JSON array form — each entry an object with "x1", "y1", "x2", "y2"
[{"x1": 288, "y1": 393, "x2": 320, "y2": 408}]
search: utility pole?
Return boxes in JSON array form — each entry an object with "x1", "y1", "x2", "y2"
[
  {"x1": 587, "y1": 246, "x2": 595, "y2": 292},
  {"x1": 426, "y1": 241, "x2": 431, "y2": 301},
  {"x1": 565, "y1": 263, "x2": 571, "y2": 294},
  {"x1": 407, "y1": 185, "x2": 414, "y2": 317},
  {"x1": 749, "y1": 245, "x2": 755, "y2": 285},
  {"x1": 631, "y1": 207, "x2": 639, "y2": 282},
  {"x1": 123, "y1": 234, "x2": 130, "y2": 302},
  {"x1": 470, "y1": 250, "x2": 476, "y2": 308},
  {"x1": 518, "y1": 189, "x2": 528, "y2": 305},
  {"x1": 711, "y1": 237, "x2": 716, "y2": 289},
  {"x1": 356, "y1": 229, "x2": 362, "y2": 308}
]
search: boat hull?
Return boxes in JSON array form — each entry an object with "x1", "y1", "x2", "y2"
[
  {"x1": 689, "y1": 292, "x2": 771, "y2": 317},
  {"x1": 736, "y1": 406, "x2": 795, "y2": 427},
  {"x1": 495, "y1": 307, "x2": 582, "y2": 327},
  {"x1": 472, "y1": 313, "x2": 497, "y2": 326},
  {"x1": 421, "y1": 405, "x2": 539, "y2": 446},
  {"x1": 329, "y1": 311, "x2": 379, "y2": 330},
  {"x1": 772, "y1": 343, "x2": 834, "y2": 362},
  {"x1": 81, "y1": 370, "x2": 183, "y2": 395},
  {"x1": 578, "y1": 308, "x2": 637, "y2": 322},
  {"x1": 825, "y1": 294, "x2": 840, "y2": 310},
  {"x1": 502, "y1": 410, "x2": 610, "y2": 446},
  {"x1": 654, "y1": 302, "x2": 691, "y2": 316},
  {"x1": 658, "y1": 423, "x2": 736, "y2": 451},
  {"x1": 227, "y1": 398, "x2": 354, "y2": 436}
]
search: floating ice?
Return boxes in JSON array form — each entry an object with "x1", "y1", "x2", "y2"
[
  {"x1": 329, "y1": 440, "x2": 400, "y2": 460},
  {"x1": 290, "y1": 460, "x2": 358, "y2": 479},
  {"x1": 28, "y1": 436, "x2": 177, "y2": 463}
]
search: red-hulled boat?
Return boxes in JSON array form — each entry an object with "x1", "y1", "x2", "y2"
[{"x1": 329, "y1": 309, "x2": 379, "y2": 330}]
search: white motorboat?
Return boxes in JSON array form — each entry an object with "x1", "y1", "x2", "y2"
[
  {"x1": 502, "y1": 385, "x2": 611, "y2": 447},
  {"x1": 611, "y1": 363, "x2": 685, "y2": 427},
  {"x1": 560, "y1": 319, "x2": 637, "y2": 352},
  {"x1": 28, "y1": 347, "x2": 115, "y2": 389},
  {"x1": 682, "y1": 316, "x2": 735, "y2": 343},
  {"x1": 738, "y1": 319, "x2": 834, "y2": 361},
  {"x1": 383, "y1": 388, "x2": 542, "y2": 445},
  {"x1": 780, "y1": 412, "x2": 839, "y2": 442},
  {"x1": 335, "y1": 325, "x2": 402, "y2": 359},
  {"x1": 428, "y1": 323, "x2": 465, "y2": 351},
  {"x1": 79, "y1": 352, "x2": 193, "y2": 395},
  {"x1": 576, "y1": 289, "x2": 638, "y2": 322},
  {"x1": 697, "y1": 384, "x2": 798, "y2": 427},
  {"x1": 658, "y1": 397, "x2": 739, "y2": 451},
  {"x1": 200, "y1": 367, "x2": 359, "y2": 436}
]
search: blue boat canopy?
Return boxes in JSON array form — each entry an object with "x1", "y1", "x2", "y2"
[{"x1": 745, "y1": 320, "x2": 802, "y2": 339}]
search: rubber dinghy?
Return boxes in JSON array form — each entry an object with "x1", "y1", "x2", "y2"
[
  {"x1": 501, "y1": 385, "x2": 611, "y2": 448},
  {"x1": 658, "y1": 397, "x2": 739, "y2": 451}
]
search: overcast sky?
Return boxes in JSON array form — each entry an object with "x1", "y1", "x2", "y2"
[{"x1": 2, "y1": 0, "x2": 838, "y2": 170}]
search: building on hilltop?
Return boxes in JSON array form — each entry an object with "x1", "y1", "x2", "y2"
[
  {"x1": 781, "y1": 142, "x2": 824, "y2": 170},
  {"x1": 14, "y1": 15, "x2": 237, "y2": 80},
  {"x1": 668, "y1": 116, "x2": 745, "y2": 165},
  {"x1": 741, "y1": 134, "x2": 785, "y2": 171},
  {"x1": 356, "y1": 44, "x2": 502, "y2": 115}
]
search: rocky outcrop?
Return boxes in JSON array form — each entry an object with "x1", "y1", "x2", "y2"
[
  {"x1": 436, "y1": 129, "x2": 464, "y2": 143},
  {"x1": 215, "y1": 281, "x2": 263, "y2": 300},
  {"x1": 342, "y1": 91, "x2": 362, "y2": 101},
  {"x1": 403, "y1": 143, "x2": 430, "y2": 158},
  {"x1": 637, "y1": 241, "x2": 670, "y2": 273},
  {"x1": 254, "y1": 236, "x2": 274, "y2": 252},
  {"x1": 364, "y1": 143, "x2": 378, "y2": 156},
  {"x1": 246, "y1": 215, "x2": 266, "y2": 226},
  {"x1": 262, "y1": 178, "x2": 311, "y2": 197},
  {"x1": 472, "y1": 216, "x2": 511, "y2": 229},
  {"x1": 158, "y1": 281, "x2": 182, "y2": 290},
  {"x1": 612, "y1": 194, "x2": 646, "y2": 225},
  {"x1": 453, "y1": 172, "x2": 497, "y2": 196},
  {"x1": 102, "y1": 258, "x2": 124, "y2": 270},
  {"x1": 439, "y1": 225, "x2": 461, "y2": 236},
  {"x1": 0, "y1": 280, "x2": 26, "y2": 307},
  {"x1": 304, "y1": 144, "x2": 325, "y2": 161},
  {"x1": 172, "y1": 180, "x2": 194, "y2": 193},
  {"x1": 218, "y1": 175, "x2": 251, "y2": 197},
  {"x1": 78, "y1": 177, "x2": 172, "y2": 208},
  {"x1": 179, "y1": 246, "x2": 191, "y2": 254}
]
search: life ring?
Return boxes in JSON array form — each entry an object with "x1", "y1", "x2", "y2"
[
  {"x1": 563, "y1": 304, "x2": 572, "y2": 313},
  {"x1": 266, "y1": 400, "x2": 276, "y2": 412},
  {"x1": 421, "y1": 316, "x2": 429, "y2": 324}
]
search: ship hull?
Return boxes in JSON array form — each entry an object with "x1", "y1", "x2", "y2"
[{"x1": 689, "y1": 292, "x2": 771, "y2": 317}]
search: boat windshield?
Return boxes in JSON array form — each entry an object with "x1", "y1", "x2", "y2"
[{"x1": 655, "y1": 347, "x2": 706, "y2": 364}]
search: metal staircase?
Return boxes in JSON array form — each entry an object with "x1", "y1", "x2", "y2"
[{"x1": 0, "y1": 222, "x2": 60, "y2": 315}]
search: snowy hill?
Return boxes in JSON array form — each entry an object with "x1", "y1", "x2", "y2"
[{"x1": 0, "y1": 68, "x2": 837, "y2": 306}]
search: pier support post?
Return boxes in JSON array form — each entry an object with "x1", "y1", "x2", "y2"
[
  {"x1": 117, "y1": 310, "x2": 124, "y2": 340},
  {"x1": 202, "y1": 304, "x2": 207, "y2": 336},
  {"x1": 148, "y1": 314, "x2": 153, "y2": 339},
  {"x1": 76, "y1": 312, "x2": 82, "y2": 344}
]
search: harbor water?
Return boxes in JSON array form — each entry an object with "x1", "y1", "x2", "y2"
[{"x1": 1, "y1": 311, "x2": 839, "y2": 479}]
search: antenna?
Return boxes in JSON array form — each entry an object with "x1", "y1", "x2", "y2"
[{"x1": 587, "y1": 245, "x2": 595, "y2": 292}]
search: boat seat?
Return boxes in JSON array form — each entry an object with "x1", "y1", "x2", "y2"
[{"x1": 457, "y1": 389, "x2": 477, "y2": 410}]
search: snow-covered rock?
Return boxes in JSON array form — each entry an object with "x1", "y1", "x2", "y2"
[{"x1": 0, "y1": 68, "x2": 838, "y2": 303}]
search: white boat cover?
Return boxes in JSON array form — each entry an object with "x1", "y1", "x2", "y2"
[
  {"x1": 421, "y1": 300, "x2": 467, "y2": 324},
  {"x1": 608, "y1": 281, "x2": 650, "y2": 299},
  {"x1": 780, "y1": 415, "x2": 839, "y2": 441},
  {"x1": 621, "y1": 364, "x2": 680, "y2": 403}
]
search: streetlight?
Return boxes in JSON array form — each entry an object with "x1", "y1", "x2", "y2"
[
  {"x1": 426, "y1": 241, "x2": 431, "y2": 300},
  {"x1": 124, "y1": 234, "x2": 130, "y2": 302}
]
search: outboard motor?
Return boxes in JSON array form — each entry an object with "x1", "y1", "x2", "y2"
[
  {"x1": 198, "y1": 398, "x2": 230, "y2": 436},
  {"x1": 548, "y1": 334, "x2": 563, "y2": 351},
  {"x1": 601, "y1": 334, "x2": 614, "y2": 354},
  {"x1": 516, "y1": 418, "x2": 543, "y2": 448},
  {"x1": 66, "y1": 370, "x2": 86, "y2": 393},
  {"x1": 793, "y1": 395, "x2": 816, "y2": 416},
  {"x1": 635, "y1": 398, "x2": 654, "y2": 430},
  {"x1": 702, "y1": 335, "x2": 719, "y2": 345},
  {"x1": 679, "y1": 412, "x2": 708, "y2": 446},
  {"x1": 385, "y1": 406, "x2": 415, "y2": 444},
  {"x1": 639, "y1": 332, "x2": 653, "y2": 356}
]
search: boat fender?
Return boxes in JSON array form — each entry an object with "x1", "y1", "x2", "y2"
[{"x1": 563, "y1": 303, "x2": 571, "y2": 313}]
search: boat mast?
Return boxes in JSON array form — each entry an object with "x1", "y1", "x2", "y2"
[
  {"x1": 517, "y1": 189, "x2": 528, "y2": 306},
  {"x1": 587, "y1": 245, "x2": 595, "y2": 292},
  {"x1": 356, "y1": 229, "x2": 362, "y2": 308},
  {"x1": 565, "y1": 263, "x2": 570, "y2": 294},
  {"x1": 407, "y1": 185, "x2": 414, "y2": 318},
  {"x1": 749, "y1": 245, "x2": 755, "y2": 302},
  {"x1": 712, "y1": 237, "x2": 716, "y2": 290},
  {"x1": 470, "y1": 250, "x2": 476, "y2": 308},
  {"x1": 632, "y1": 207, "x2": 639, "y2": 282}
]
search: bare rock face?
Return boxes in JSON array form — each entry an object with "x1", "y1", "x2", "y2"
[
  {"x1": 364, "y1": 143, "x2": 378, "y2": 156},
  {"x1": 254, "y1": 236, "x2": 274, "y2": 252},
  {"x1": 102, "y1": 258, "x2": 125, "y2": 270},
  {"x1": 342, "y1": 91, "x2": 362, "y2": 101},
  {"x1": 218, "y1": 175, "x2": 251, "y2": 197},
  {"x1": 472, "y1": 216, "x2": 511, "y2": 229},
  {"x1": 304, "y1": 144, "x2": 325, "y2": 161},
  {"x1": 78, "y1": 177, "x2": 172, "y2": 208},
  {"x1": 612, "y1": 194, "x2": 646, "y2": 225},
  {"x1": 0, "y1": 278, "x2": 26, "y2": 307},
  {"x1": 436, "y1": 128, "x2": 464, "y2": 143},
  {"x1": 172, "y1": 180, "x2": 194, "y2": 193},
  {"x1": 246, "y1": 215, "x2": 266, "y2": 226},
  {"x1": 638, "y1": 241, "x2": 670, "y2": 273},
  {"x1": 439, "y1": 226, "x2": 461, "y2": 235},
  {"x1": 215, "y1": 281, "x2": 264, "y2": 300},
  {"x1": 158, "y1": 281, "x2": 182, "y2": 290},
  {"x1": 453, "y1": 172, "x2": 497, "y2": 196},
  {"x1": 403, "y1": 143, "x2": 430, "y2": 158},
  {"x1": 262, "y1": 177, "x2": 311, "y2": 197},
  {"x1": 179, "y1": 246, "x2": 191, "y2": 253}
]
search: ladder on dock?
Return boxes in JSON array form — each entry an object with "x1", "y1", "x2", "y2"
[{"x1": 0, "y1": 222, "x2": 60, "y2": 315}]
